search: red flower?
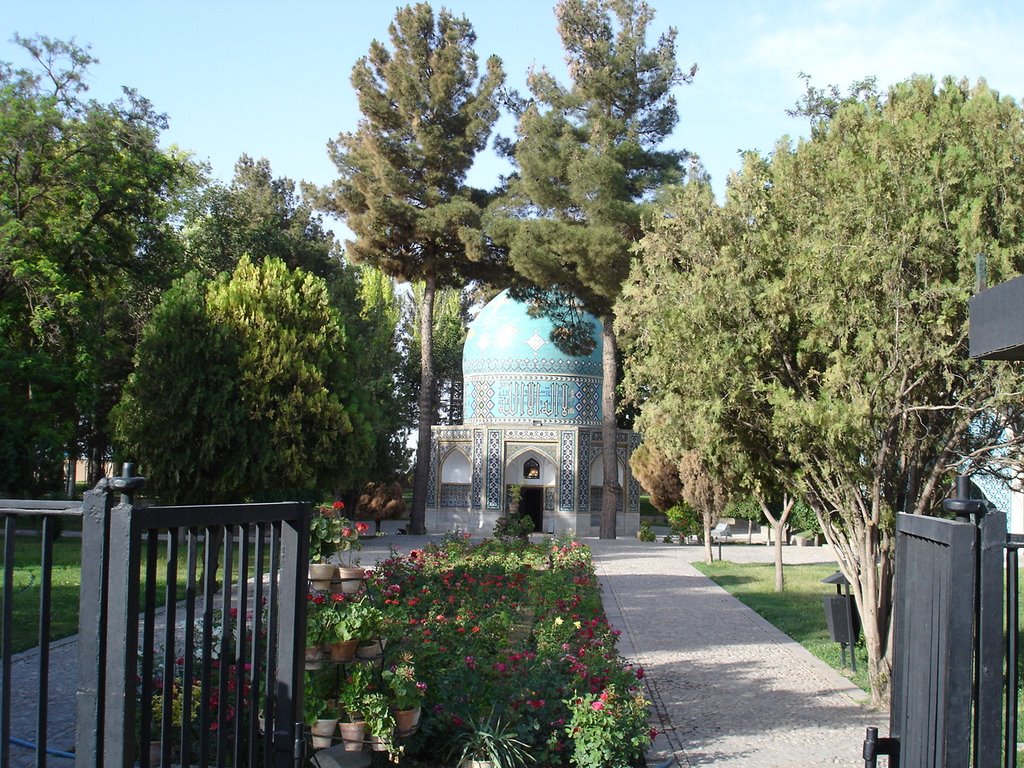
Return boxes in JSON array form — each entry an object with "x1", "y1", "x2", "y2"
[
  {"x1": 355, "y1": 521, "x2": 369, "y2": 534},
  {"x1": 333, "y1": 501, "x2": 345, "y2": 510}
]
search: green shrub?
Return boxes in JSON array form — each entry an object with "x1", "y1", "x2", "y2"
[
  {"x1": 637, "y1": 520, "x2": 656, "y2": 542},
  {"x1": 664, "y1": 501, "x2": 700, "y2": 540},
  {"x1": 493, "y1": 513, "x2": 534, "y2": 542}
]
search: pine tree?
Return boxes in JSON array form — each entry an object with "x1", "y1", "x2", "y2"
[
  {"x1": 489, "y1": 0, "x2": 694, "y2": 537},
  {"x1": 319, "y1": 3, "x2": 504, "y2": 533}
]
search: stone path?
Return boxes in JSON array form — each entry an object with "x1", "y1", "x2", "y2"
[{"x1": 589, "y1": 540, "x2": 880, "y2": 768}]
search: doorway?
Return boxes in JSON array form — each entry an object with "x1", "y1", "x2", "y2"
[{"x1": 521, "y1": 487, "x2": 544, "y2": 532}]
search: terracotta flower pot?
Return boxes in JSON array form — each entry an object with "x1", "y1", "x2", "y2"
[
  {"x1": 310, "y1": 717, "x2": 339, "y2": 749},
  {"x1": 393, "y1": 706, "x2": 421, "y2": 734},
  {"x1": 369, "y1": 734, "x2": 391, "y2": 752},
  {"x1": 309, "y1": 562, "x2": 336, "y2": 591},
  {"x1": 328, "y1": 639, "x2": 358, "y2": 661},
  {"x1": 356, "y1": 638, "x2": 385, "y2": 659},
  {"x1": 338, "y1": 720, "x2": 367, "y2": 751},
  {"x1": 336, "y1": 565, "x2": 365, "y2": 594}
]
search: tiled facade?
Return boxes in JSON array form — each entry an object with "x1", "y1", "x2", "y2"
[{"x1": 425, "y1": 290, "x2": 640, "y2": 536}]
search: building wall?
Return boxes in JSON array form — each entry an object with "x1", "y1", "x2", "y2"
[{"x1": 428, "y1": 424, "x2": 640, "y2": 537}]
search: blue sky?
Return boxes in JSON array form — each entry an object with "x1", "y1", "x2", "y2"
[{"x1": 4, "y1": 1, "x2": 1023, "y2": 208}]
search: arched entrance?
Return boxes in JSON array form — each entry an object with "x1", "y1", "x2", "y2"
[{"x1": 521, "y1": 487, "x2": 543, "y2": 532}]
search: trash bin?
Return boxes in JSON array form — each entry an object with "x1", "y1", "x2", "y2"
[{"x1": 821, "y1": 570, "x2": 860, "y2": 670}]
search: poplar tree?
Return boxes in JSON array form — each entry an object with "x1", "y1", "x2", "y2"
[
  {"x1": 320, "y1": 3, "x2": 504, "y2": 533},
  {"x1": 488, "y1": 0, "x2": 694, "y2": 538}
]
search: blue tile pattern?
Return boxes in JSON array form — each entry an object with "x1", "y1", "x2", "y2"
[
  {"x1": 427, "y1": 434, "x2": 438, "y2": 507},
  {"x1": 560, "y1": 430, "x2": 576, "y2": 510},
  {"x1": 464, "y1": 376, "x2": 600, "y2": 425},
  {"x1": 544, "y1": 487, "x2": 556, "y2": 511},
  {"x1": 440, "y1": 484, "x2": 471, "y2": 508},
  {"x1": 463, "y1": 356, "x2": 603, "y2": 377},
  {"x1": 472, "y1": 430, "x2": 484, "y2": 509},
  {"x1": 503, "y1": 429, "x2": 558, "y2": 441},
  {"x1": 578, "y1": 429, "x2": 591, "y2": 514},
  {"x1": 486, "y1": 429, "x2": 502, "y2": 509}
]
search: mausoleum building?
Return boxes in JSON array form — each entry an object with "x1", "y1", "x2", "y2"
[{"x1": 425, "y1": 290, "x2": 641, "y2": 536}]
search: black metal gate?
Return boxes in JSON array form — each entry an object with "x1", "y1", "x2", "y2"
[
  {"x1": 2, "y1": 468, "x2": 310, "y2": 767},
  {"x1": 865, "y1": 477, "x2": 1014, "y2": 768}
]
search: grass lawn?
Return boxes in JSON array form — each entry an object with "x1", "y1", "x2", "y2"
[
  {"x1": 1, "y1": 533, "x2": 196, "y2": 655},
  {"x1": 693, "y1": 560, "x2": 870, "y2": 692},
  {"x1": 2, "y1": 537, "x2": 84, "y2": 654}
]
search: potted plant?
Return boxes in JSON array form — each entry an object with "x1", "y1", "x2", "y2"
[
  {"x1": 383, "y1": 653, "x2": 426, "y2": 732},
  {"x1": 336, "y1": 665, "x2": 371, "y2": 751},
  {"x1": 448, "y1": 712, "x2": 534, "y2": 768},
  {"x1": 310, "y1": 501, "x2": 347, "y2": 569},
  {"x1": 149, "y1": 685, "x2": 184, "y2": 765},
  {"x1": 347, "y1": 600, "x2": 384, "y2": 642},
  {"x1": 322, "y1": 594, "x2": 360, "y2": 661},
  {"x1": 361, "y1": 691, "x2": 396, "y2": 754},
  {"x1": 336, "y1": 518, "x2": 370, "y2": 592},
  {"x1": 305, "y1": 592, "x2": 330, "y2": 668},
  {"x1": 303, "y1": 669, "x2": 340, "y2": 749}
]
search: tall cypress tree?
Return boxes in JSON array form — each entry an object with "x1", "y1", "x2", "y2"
[
  {"x1": 319, "y1": 3, "x2": 504, "y2": 533},
  {"x1": 488, "y1": 0, "x2": 694, "y2": 537}
]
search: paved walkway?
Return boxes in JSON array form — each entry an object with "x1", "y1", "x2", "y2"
[
  {"x1": 7, "y1": 531, "x2": 880, "y2": 767},
  {"x1": 589, "y1": 539, "x2": 879, "y2": 768}
]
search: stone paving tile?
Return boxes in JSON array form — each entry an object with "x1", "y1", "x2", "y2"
[
  {"x1": 7, "y1": 635, "x2": 80, "y2": 767},
  {"x1": 590, "y1": 540, "x2": 882, "y2": 768}
]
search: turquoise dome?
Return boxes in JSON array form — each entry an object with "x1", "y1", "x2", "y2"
[{"x1": 462, "y1": 290, "x2": 603, "y2": 426}]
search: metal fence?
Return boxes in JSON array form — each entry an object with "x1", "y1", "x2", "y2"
[
  {"x1": 1, "y1": 469, "x2": 310, "y2": 767},
  {"x1": 0, "y1": 498, "x2": 82, "y2": 767},
  {"x1": 864, "y1": 477, "x2": 1018, "y2": 768}
]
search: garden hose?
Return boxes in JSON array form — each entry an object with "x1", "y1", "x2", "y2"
[{"x1": 8, "y1": 735, "x2": 76, "y2": 760}]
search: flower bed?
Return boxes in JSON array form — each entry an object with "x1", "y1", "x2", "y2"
[{"x1": 361, "y1": 534, "x2": 655, "y2": 767}]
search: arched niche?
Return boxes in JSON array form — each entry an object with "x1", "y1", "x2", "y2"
[
  {"x1": 440, "y1": 448, "x2": 471, "y2": 483},
  {"x1": 589, "y1": 454, "x2": 625, "y2": 485},
  {"x1": 505, "y1": 448, "x2": 555, "y2": 486}
]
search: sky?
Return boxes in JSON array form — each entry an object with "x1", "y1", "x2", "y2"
[{"x1": 4, "y1": 0, "x2": 1024, "y2": 215}]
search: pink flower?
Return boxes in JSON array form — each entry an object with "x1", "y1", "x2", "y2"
[
  {"x1": 591, "y1": 701, "x2": 604, "y2": 711},
  {"x1": 355, "y1": 521, "x2": 369, "y2": 534}
]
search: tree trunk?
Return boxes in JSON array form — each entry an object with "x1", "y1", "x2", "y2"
[
  {"x1": 773, "y1": 522, "x2": 785, "y2": 592},
  {"x1": 598, "y1": 315, "x2": 619, "y2": 539},
  {"x1": 820, "y1": 514, "x2": 894, "y2": 708},
  {"x1": 747, "y1": 518, "x2": 753, "y2": 545},
  {"x1": 409, "y1": 274, "x2": 437, "y2": 536},
  {"x1": 703, "y1": 520, "x2": 713, "y2": 564},
  {"x1": 757, "y1": 494, "x2": 794, "y2": 594}
]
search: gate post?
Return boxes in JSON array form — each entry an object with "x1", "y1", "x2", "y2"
[
  {"x1": 75, "y1": 478, "x2": 114, "y2": 767},
  {"x1": 74, "y1": 466, "x2": 147, "y2": 767},
  {"x1": 975, "y1": 498, "x2": 1006, "y2": 768}
]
